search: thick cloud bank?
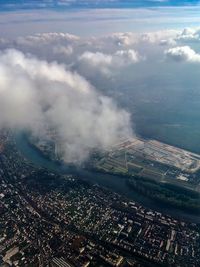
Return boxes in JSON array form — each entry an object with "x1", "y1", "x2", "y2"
[{"x1": 0, "y1": 49, "x2": 132, "y2": 163}]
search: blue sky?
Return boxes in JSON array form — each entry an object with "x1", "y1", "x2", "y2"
[
  {"x1": 0, "y1": 0, "x2": 200, "y2": 11},
  {"x1": 0, "y1": 0, "x2": 200, "y2": 37}
]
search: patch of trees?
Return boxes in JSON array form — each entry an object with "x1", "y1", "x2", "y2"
[{"x1": 126, "y1": 176, "x2": 200, "y2": 213}]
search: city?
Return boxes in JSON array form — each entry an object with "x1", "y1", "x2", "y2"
[
  {"x1": 1, "y1": 1, "x2": 200, "y2": 266},
  {"x1": 1, "y1": 131, "x2": 200, "y2": 267}
]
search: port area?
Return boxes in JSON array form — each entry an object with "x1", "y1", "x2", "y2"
[{"x1": 91, "y1": 137, "x2": 200, "y2": 191}]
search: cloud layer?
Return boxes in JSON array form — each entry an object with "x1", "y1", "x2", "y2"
[
  {"x1": 0, "y1": 49, "x2": 132, "y2": 163},
  {"x1": 2, "y1": 27, "x2": 200, "y2": 159}
]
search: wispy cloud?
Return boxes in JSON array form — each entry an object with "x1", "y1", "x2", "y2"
[{"x1": 1, "y1": 7, "x2": 200, "y2": 38}]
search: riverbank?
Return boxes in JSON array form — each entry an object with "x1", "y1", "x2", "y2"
[{"x1": 14, "y1": 132, "x2": 200, "y2": 223}]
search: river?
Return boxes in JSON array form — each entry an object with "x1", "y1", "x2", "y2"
[{"x1": 14, "y1": 133, "x2": 200, "y2": 223}]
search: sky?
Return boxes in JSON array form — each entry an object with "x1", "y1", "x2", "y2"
[
  {"x1": 1, "y1": 2, "x2": 200, "y2": 37},
  {"x1": 0, "y1": 0, "x2": 200, "y2": 38},
  {"x1": 0, "y1": 0, "x2": 200, "y2": 10}
]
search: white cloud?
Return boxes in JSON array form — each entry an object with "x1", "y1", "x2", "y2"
[
  {"x1": 78, "y1": 51, "x2": 112, "y2": 75},
  {"x1": 53, "y1": 45, "x2": 73, "y2": 56},
  {"x1": 176, "y1": 28, "x2": 200, "y2": 43},
  {"x1": 78, "y1": 49, "x2": 141, "y2": 76},
  {"x1": 79, "y1": 51, "x2": 112, "y2": 66},
  {"x1": 0, "y1": 49, "x2": 132, "y2": 163},
  {"x1": 106, "y1": 32, "x2": 137, "y2": 47},
  {"x1": 10, "y1": 33, "x2": 79, "y2": 62},
  {"x1": 115, "y1": 49, "x2": 141, "y2": 64},
  {"x1": 159, "y1": 38, "x2": 176, "y2": 46},
  {"x1": 17, "y1": 32, "x2": 79, "y2": 44},
  {"x1": 165, "y1": 46, "x2": 200, "y2": 63}
]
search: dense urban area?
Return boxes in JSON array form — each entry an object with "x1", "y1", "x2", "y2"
[{"x1": 1, "y1": 131, "x2": 200, "y2": 267}]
